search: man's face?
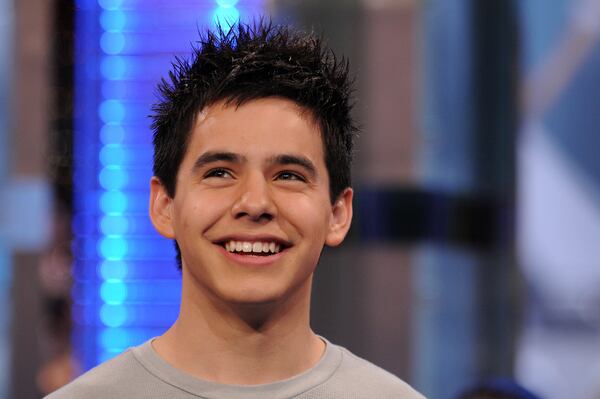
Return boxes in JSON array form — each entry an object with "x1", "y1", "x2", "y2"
[{"x1": 150, "y1": 97, "x2": 352, "y2": 306}]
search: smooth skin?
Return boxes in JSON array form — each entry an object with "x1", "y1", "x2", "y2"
[{"x1": 149, "y1": 97, "x2": 353, "y2": 385}]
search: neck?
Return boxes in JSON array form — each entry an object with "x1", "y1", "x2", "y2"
[{"x1": 152, "y1": 269, "x2": 325, "y2": 385}]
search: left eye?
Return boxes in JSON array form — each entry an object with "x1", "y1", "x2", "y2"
[{"x1": 276, "y1": 171, "x2": 305, "y2": 181}]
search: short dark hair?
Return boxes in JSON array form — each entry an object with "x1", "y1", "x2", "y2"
[{"x1": 150, "y1": 19, "x2": 356, "y2": 268}]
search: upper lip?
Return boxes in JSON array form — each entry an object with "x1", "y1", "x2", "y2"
[{"x1": 213, "y1": 235, "x2": 293, "y2": 247}]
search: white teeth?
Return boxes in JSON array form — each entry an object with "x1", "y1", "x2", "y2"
[{"x1": 224, "y1": 240, "x2": 283, "y2": 254}]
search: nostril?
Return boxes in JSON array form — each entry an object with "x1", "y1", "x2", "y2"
[
  {"x1": 235, "y1": 211, "x2": 274, "y2": 222},
  {"x1": 259, "y1": 213, "x2": 274, "y2": 222}
]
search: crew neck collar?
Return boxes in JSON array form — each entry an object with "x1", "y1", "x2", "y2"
[{"x1": 131, "y1": 336, "x2": 343, "y2": 399}]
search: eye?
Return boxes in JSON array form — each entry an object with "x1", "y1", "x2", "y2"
[
  {"x1": 204, "y1": 168, "x2": 233, "y2": 179},
  {"x1": 276, "y1": 171, "x2": 306, "y2": 182}
]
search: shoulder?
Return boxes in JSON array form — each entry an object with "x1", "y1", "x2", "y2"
[
  {"x1": 44, "y1": 349, "x2": 144, "y2": 399},
  {"x1": 324, "y1": 344, "x2": 426, "y2": 399}
]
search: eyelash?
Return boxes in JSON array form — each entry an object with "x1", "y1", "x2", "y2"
[
  {"x1": 204, "y1": 168, "x2": 233, "y2": 179},
  {"x1": 276, "y1": 171, "x2": 306, "y2": 182},
  {"x1": 203, "y1": 169, "x2": 306, "y2": 182}
]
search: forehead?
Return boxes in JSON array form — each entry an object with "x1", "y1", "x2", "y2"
[{"x1": 185, "y1": 97, "x2": 325, "y2": 163}]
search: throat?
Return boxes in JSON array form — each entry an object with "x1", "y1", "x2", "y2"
[{"x1": 155, "y1": 324, "x2": 325, "y2": 385}]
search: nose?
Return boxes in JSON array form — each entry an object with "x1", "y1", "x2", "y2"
[{"x1": 231, "y1": 173, "x2": 276, "y2": 222}]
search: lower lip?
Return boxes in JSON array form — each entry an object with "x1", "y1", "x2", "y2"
[{"x1": 216, "y1": 245, "x2": 287, "y2": 266}]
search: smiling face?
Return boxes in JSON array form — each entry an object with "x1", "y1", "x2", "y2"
[{"x1": 150, "y1": 97, "x2": 353, "y2": 307}]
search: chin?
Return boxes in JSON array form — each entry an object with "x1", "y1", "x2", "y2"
[{"x1": 224, "y1": 288, "x2": 285, "y2": 307}]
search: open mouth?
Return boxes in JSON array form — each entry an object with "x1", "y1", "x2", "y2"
[{"x1": 218, "y1": 240, "x2": 289, "y2": 256}]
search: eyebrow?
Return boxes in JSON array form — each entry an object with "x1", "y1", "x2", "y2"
[
  {"x1": 268, "y1": 154, "x2": 318, "y2": 178},
  {"x1": 191, "y1": 151, "x2": 318, "y2": 178},
  {"x1": 192, "y1": 151, "x2": 244, "y2": 171}
]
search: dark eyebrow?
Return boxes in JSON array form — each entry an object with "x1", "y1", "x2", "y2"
[
  {"x1": 268, "y1": 154, "x2": 318, "y2": 178},
  {"x1": 192, "y1": 151, "x2": 244, "y2": 171}
]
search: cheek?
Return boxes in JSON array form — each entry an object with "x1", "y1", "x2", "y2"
[
  {"x1": 175, "y1": 191, "x2": 233, "y2": 234},
  {"x1": 278, "y1": 193, "x2": 332, "y2": 235}
]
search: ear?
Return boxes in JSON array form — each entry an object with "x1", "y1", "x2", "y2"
[
  {"x1": 325, "y1": 187, "x2": 353, "y2": 247},
  {"x1": 149, "y1": 176, "x2": 176, "y2": 239}
]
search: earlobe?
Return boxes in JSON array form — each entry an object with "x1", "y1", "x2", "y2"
[
  {"x1": 149, "y1": 177, "x2": 176, "y2": 239},
  {"x1": 325, "y1": 188, "x2": 353, "y2": 247}
]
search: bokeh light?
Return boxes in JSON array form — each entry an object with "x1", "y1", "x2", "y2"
[
  {"x1": 100, "y1": 32, "x2": 125, "y2": 55},
  {"x1": 100, "y1": 304, "x2": 127, "y2": 327}
]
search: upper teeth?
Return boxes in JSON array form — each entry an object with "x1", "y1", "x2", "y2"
[{"x1": 225, "y1": 241, "x2": 281, "y2": 254}]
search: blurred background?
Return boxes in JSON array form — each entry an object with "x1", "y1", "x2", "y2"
[{"x1": 1, "y1": 0, "x2": 599, "y2": 398}]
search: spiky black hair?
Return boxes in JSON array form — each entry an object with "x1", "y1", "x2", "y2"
[
  {"x1": 151, "y1": 19, "x2": 356, "y2": 199},
  {"x1": 150, "y1": 19, "x2": 357, "y2": 268}
]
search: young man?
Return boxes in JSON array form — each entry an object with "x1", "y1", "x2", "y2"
[{"x1": 47, "y1": 21, "x2": 424, "y2": 398}]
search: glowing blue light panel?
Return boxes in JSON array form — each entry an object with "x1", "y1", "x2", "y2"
[{"x1": 73, "y1": 0, "x2": 265, "y2": 370}]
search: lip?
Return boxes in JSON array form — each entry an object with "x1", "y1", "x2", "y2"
[{"x1": 215, "y1": 243, "x2": 288, "y2": 266}]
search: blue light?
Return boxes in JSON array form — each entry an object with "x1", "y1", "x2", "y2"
[
  {"x1": 213, "y1": 6, "x2": 240, "y2": 28},
  {"x1": 99, "y1": 236, "x2": 128, "y2": 260},
  {"x1": 100, "y1": 144, "x2": 125, "y2": 166},
  {"x1": 100, "y1": 124, "x2": 125, "y2": 144},
  {"x1": 100, "y1": 214, "x2": 129, "y2": 235},
  {"x1": 216, "y1": 0, "x2": 239, "y2": 6},
  {"x1": 100, "y1": 10, "x2": 126, "y2": 32},
  {"x1": 99, "y1": 327, "x2": 130, "y2": 348},
  {"x1": 100, "y1": 56, "x2": 126, "y2": 80},
  {"x1": 100, "y1": 32, "x2": 125, "y2": 55},
  {"x1": 99, "y1": 166, "x2": 128, "y2": 190},
  {"x1": 99, "y1": 191, "x2": 127, "y2": 213},
  {"x1": 100, "y1": 280, "x2": 128, "y2": 304},
  {"x1": 98, "y1": 0, "x2": 122, "y2": 11},
  {"x1": 99, "y1": 260, "x2": 128, "y2": 280},
  {"x1": 98, "y1": 99, "x2": 125, "y2": 123},
  {"x1": 100, "y1": 304, "x2": 127, "y2": 327}
]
